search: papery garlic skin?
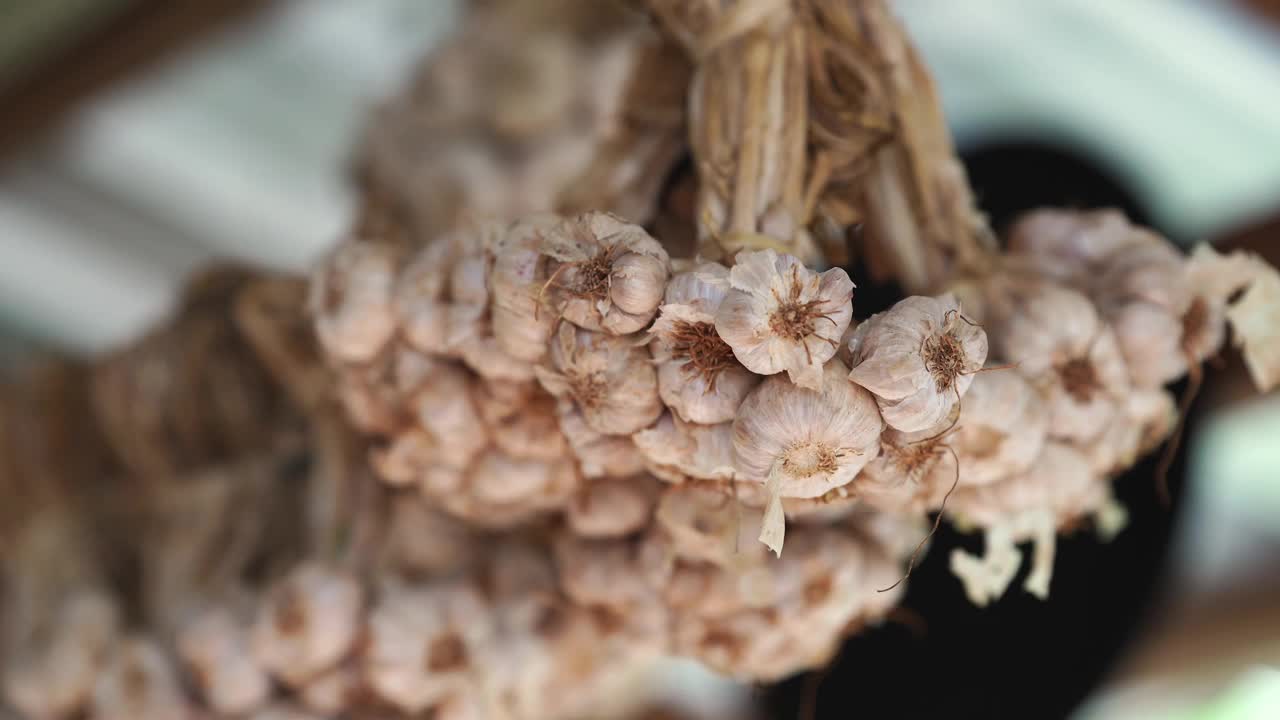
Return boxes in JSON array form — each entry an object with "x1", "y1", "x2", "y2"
[
  {"x1": 715, "y1": 250, "x2": 854, "y2": 390},
  {"x1": 847, "y1": 295, "x2": 988, "y2": 432},
  {"x1": 536, "y1": 323, "x2": 661, "y2": 435},
  {"x1": 543, "y1": 212, "x2": 670, "y2": 335},
  {"x1": 251, "y1": 565, "x2": 363, "y2": 687},
  {"x1": 733, "y1": 359, "x2": 883, "y2": 499},
  {"x1": 310, "y1": 241, "x2": 400, "y2": 363},
  {"x1": 650, "y1": 263, "x2": 760, "y2": 424}
]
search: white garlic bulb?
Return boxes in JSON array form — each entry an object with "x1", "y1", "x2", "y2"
[
  {"x1": 536, "y1": 323, "x2": 661, "y2": 435},
  {"x1": 649, "y1": 263, "x2": 760, "y2": 424},
  {"x1": 947, "y1": 442, "x2": 1105, "y2": 530},
  {"x1": 542, "y1": 212, "x2": 670, "y2": 334},
  {"x1": 1006, "y1": 208, "x2": 1139, "y2": 284},
  {"x1": 732, "y1": 360, "x2": 883, "y2": 554},
  {"x1": 847, "y1": 294, "x2": 989, "y2": 432},
  {"x1": 655, "y1": 483, "x2": 768, "y2": 567},
  {"x1": 310, "y1": 241, "x2": 400, "y2": 363},
  {"x1": 394, "y1": 239, "x2": 457, "y2": 355},
  {"x1": 553, "y1": 532, "x2": 672, "y2": 610},
  {"x1": 715, "y1": 249, "x2": 854, "y2": 390},
  {"x1": 855, "y1": 413, "x2": 961, "y2": 515},
  {"x1": 251, "y1": 564, "x2": 363, "y2": 687}
]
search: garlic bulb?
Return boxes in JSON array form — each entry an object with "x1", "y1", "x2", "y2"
[
  {"x1": 536, "y1": 323, "x2": 661, "y2": 435},
  {"x1": 490, "y1": 215, "x2": 560, "y2": 362},
  {"x1": 990, "y1": 280, "x2": 1130, "y2": 442},
  {"x1": 1093, "y1": 240, "x2": 1195, "y2": 386},
  {"x1": 847, "y1": 294, "x2": 989, "y2": 432},
  {"x1": 365, "y1": 583, "x2": 492, "y2": 714},
  {"x1": 556, "y1": 401, "x2": 646, "y2": 478},
  {"x1": 177, "y1": 608, "x2": 270, "y2": 715},
  {"x1": 486, "y1": 388, "x2": 567, "y2": 462},
  {"x1": 251, "y1": 565, "x2": 363, "y2": 687},
  {"x1": 733, "y1": 360, "x2": 883, "y2": 498},
  {"x1": 310, "y1": 241, "x2": 400, "y2": 363},
  {"x1": 655, "y1": 484, "x2": 768, "y2": 567},
  {"x1": 565, "y1": 476, "x2": 659, "y2": 538},
  {"x1": 947, "y1": 442, "x2": 1105, "y2": 529},
  {"x1": 950, "y1": 369, "x2": 1048, "y2": 486},
  {"x1": 405, "y1": 362, "x2": 488, "y2": 470},
  {"x1": 394, "y1": 239, "x2": 457, "y2": 355},
  {"x1": 1006, "y1": 208, "x2": 1138, "y2": 284},
  {"x1": 732, "y1": 360, "x2": 883, "y2": 554},
  {"x1": 553, "y1": 532, "x2": 672, "y2": 610},
  {"x1": 297, "y1": 665, "x2": 358, "y2": 716},
  {"x1": 542, "y1": 212, "x2": 670, "y2": 335},
  {"x1": 650, "y1": 263, "x2": 760, "y2": 423},
  {"x1": 715, "y1": 249, "x2": 854, "y2": 390},
  {"x1": 1086, "y1": 387, "x2": 1177, "y2": 476},
  {"x1": 855, "y1": 413, "x2": 961, "y2": 515},
  {"x1": 89, "y1": 636, "x2": 190, "y2": 720},
  {"x1": 632, "y1": 412, "x2": 737, "y2": 483}
]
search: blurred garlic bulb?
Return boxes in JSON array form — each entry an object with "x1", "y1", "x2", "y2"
[
  {"x1": 556, "y1": 401, "x2": 646, "y2": 478},
  {"x1": 380, "y1": 495, "x2": 478, "y2": 578},
  {"x1": 3, "y1": 591, "x2": 119, "y2": 719},
  {"x1": 542, "y1": 212, "x2": 670, "y2": 335},
  {"x1": 715, "y1": 249, "x2": 854, "y2": 390},
  {"x1": 394, "y1": 240, "x2": 457, "y2": 354},
  {"x1": 553, "y1": 532, "x2": 672, "y2": 610},
  {"x1": 1093, "y1": 240, "x2": 1194, "y2": 386},
  {"x1": 566, "y1": 476, "x2": 658, "y2": 538},
  {"x1": 855, "y1": 413, "x2": 960, "y2": 515},
  {"x1": 536, "y1": 323, "x2": 661, "y2": 435},
  {"x1": 491, "y1": 215, "x2": 560, "y2": 361},
  {"x1": 486, "y1": 388, "x2": 567, "y2": 462},
  {"x1": 655, "y1": 484, "x2": 767, "y2": 567},
  {"x1": 732, "y1": 360, "x2": 883, "y2": 553},
  {"x1": 950, "y1": 370, "x2": 1048, "y2": 486},
  {"x1": 847, "y1": 295, "x2": 988, "y2": 432},
  {"x1": 1086, "y1": 387, "x2": 1177, "y2": 476},
  {"x1": 365, "y1": 583, "x2": 492, "y2": 714},
  {"x1": 990, "y1": 281, "x2": 1129, "y2": 442},
  {"x1": 456, "y1": 326, "x2": 537, "y2": 382},
  {"x1": 370, "y1": 427, "x2": 436, "y2": 488},
  {"x1": 336, "y1": 345, "x2": 431, "y2": 435},
  {"x1": 89, "y1": 636, "x2": 189, "y2": 720},
  {"x1": 947, "y1": 442, "x2": 1105, "y2": 530},
  {"x1": 1006, "y1": 208, "x2": 1139, "y2": 284},
  {"x1": 649, "y1": 263, "x2": 760, "y2": 423},
  {"x1": 632, "y1": 412, "x2": 737, "y2": 483},
  {"x1": 177, "y1": 608, "x2": 269, "y2": 715},
  {"x1": 252, "y1": 565, "x2": 363, "y2": 687},
  {"x1": 453, "y1": 451, "x2": 580, "y2": 525},
  {"x1": 310, "y1": 241, "x2": 400, "y2": 363},
  {"x1": 405, "y1": 363, "x2": 488, "y2": 470}
]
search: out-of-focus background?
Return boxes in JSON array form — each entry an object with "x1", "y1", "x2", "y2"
[{"x1": 1, "y1": 0, "x2": 1278, "y2": 717}]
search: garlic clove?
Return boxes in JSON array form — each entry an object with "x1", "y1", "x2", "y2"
[{"x1": 565, "y1": 476, "x2": 659, "y2": 538}]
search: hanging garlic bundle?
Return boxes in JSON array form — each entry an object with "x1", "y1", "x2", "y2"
[{"x1": 5, "y1": 0, "x2": 1280, "y2": 718}]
